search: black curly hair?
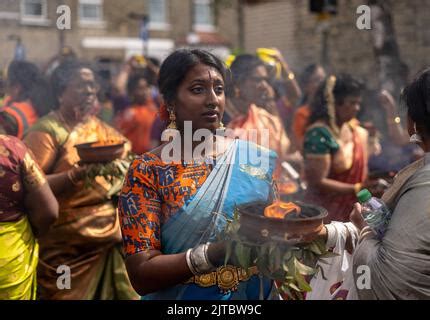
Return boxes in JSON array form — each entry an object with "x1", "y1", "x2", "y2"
[
  {"x1": 309, "y1": 73, "x2": 364, "y2": 124},
  {"x1": 400, "y1": 67, "x2": 430, "y2": 137}
]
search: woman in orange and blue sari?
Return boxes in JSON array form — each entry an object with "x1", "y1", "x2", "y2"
[{"x1": 119, "y1": 49, "x2": 278, "y2": 300}]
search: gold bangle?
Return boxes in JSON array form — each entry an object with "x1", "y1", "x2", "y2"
[
  {"x1": 67, "y1": 170, "x2": 79, "y2": 186},
  {"x1": 287, "y1": 71, "x2": 295, "y2": 80},
  {"x1": 354, "y1": 183, "x2": 362, "y2": 194}
]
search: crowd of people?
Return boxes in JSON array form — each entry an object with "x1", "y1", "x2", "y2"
[{"x1": 0, "y1": 45, "x2": 428, "y2": 300}]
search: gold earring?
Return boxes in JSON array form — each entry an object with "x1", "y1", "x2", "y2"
[
  {"x1": 167, "y1": 109, "x2": 177, "y2": 129},
  {"x1": 219, "y1": 121, "x2": 225, "y2": 129}
]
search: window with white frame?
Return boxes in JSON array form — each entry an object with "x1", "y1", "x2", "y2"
[
  {"x1": 193, "y1": 0, "x2": 215, "y2": 32},
  {"x1": 79, "y1": 0, "x2": 103, "y2": 23},
  {"x1": 21, "y1": 0, "x2": 47, "y2": 20},
  {"x1": 149, "y1": 0, "x2": 167, "y2": 25}
]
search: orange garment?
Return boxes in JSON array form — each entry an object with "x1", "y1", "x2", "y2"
[
  {"x1": 292, "y1": 104, "x2": 311, "y2": 150},
  {"x1": 1, "y1": 97, "x2": 38, "y2": 139},
  {"x1": 24, "y1": 113, "x2": 137, "y2": 300},
  {"x1": 227, "y1": 104, "x2": 290, "y2": 179},
  {"x1": 119, "y1": 153, "x2": 212, "y2": 256},
  {"x1": 114, "y1": 102, "x2": 158, "y2": 155}
]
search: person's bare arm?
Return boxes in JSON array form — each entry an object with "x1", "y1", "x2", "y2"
[
  {"x1": 45, "y1": 166, "x2": 88, "y2": 196},
  {"x1": 21, "y1": 151, "x2": 58, "y2": 237},
  {"x1": 125, "y1": 250, "x2": 192, "y2": 295},
  {"x1": 305, "y1": 155, "x2": 357, "y2": 195},
  {"x1": 25, "y1": 182, "x2": 59, "y2": 237},
  {"x1": 114, "y1": 67, "x2": 131, "y2": 96},
  {"x1": 114, "y1": 57, "x2": 141, "y2": 96},
  {"x1": 272, "y1": 50, "x2": 302, "y2": 106},
  {"x1": 125, "y1": 242, "x2": 226, "y2": 295},
  {"x1": 114, "y1": 60, "x2": 134, "y2": 96}
]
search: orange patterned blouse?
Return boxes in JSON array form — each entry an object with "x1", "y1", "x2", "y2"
[{"x1": 118, "y1": 153, "x2": 212, "y2": 256}]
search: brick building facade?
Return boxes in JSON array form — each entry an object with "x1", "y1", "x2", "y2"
[
  {"x1": 0, "y1": 0, "x2": 234, "y2": 71},
  {"x1": 1, "y1": 0, "x2": 429, "y2": 91},
  {"x1": 240, "y1": 0, "x2": 430, "y2": 88}
]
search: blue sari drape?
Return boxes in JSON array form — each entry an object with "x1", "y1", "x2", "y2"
[{"x1": 143, "y1": 139, "x2": 278, "y2": 300}]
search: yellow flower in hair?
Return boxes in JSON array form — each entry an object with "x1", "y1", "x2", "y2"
[
  {"x1": 225, "y1": 54, "x2": 236, "y2": 68},
  {"x1": 325, "y1": 75, "x2": 340, "y2": 136}
]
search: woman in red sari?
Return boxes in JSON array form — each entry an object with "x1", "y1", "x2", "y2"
[{"x1": 303, "y1": 74, "x2": 378, "y2": 222}]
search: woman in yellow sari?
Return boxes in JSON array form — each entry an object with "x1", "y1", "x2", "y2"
[
  {"x1": 0, "y1": 135, "x2": 58, "y2": 299},
  {"x1": 24, "y1": 61, "x2": 138, "y2": 300}
]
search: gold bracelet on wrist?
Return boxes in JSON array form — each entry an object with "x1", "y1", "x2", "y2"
[{"x1": 353, "y1": 182, "x2": 363, "y2": 194}]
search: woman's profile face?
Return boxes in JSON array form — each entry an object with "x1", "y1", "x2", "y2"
[
  {"x1": 60, "y1": 68, "x2": 99, "y2": 120},
  {"x1": 336, "y1": 95, "x2": 361, "y2": 124},
  {"x1": 173, "y1": 63, "x2": 225, "y2": 132}
]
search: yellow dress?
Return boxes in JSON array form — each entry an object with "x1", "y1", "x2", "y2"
[{"x1": 0, "y1": 135, "x2": 46, "y2": 300}]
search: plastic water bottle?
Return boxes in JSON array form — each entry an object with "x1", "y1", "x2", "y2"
[{"x1": 356, "y1": 189, "x2": 391, "y2": 239}]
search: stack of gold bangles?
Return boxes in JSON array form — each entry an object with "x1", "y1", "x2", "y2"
[{"x1": 184, "y1": 243, "x2": 259, "y2": 293}]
